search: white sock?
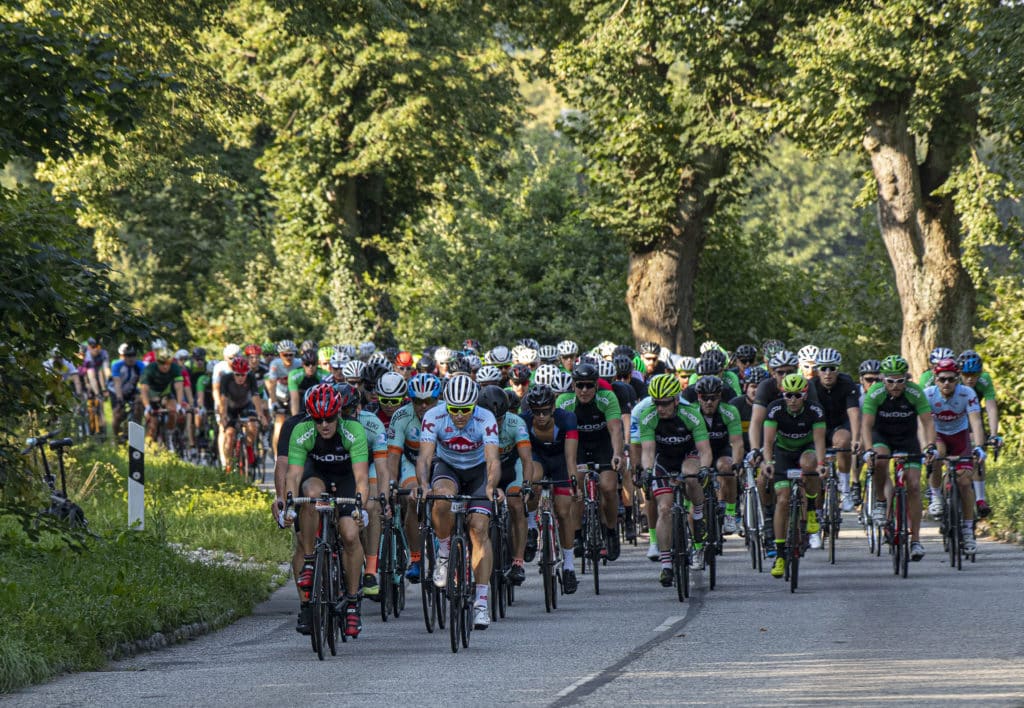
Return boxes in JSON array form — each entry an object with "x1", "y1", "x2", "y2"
[
  {"x1": 692, "y1": 506, "x2": 703, "y2": 521},
  {"x1": 839, "y1": 472, "x2": 850, "y2": 493},
  {"x1": 930, "y1": 486, "x2": 941, "y2": 500},
  {"x1": 475, "y1": 584, "x2": 488, "y2": 605},
  {"x1": 974, "y1": 480, "x2": 986, "y2": 501},
  {"x1": 527, "y1": 511, "x2": 537, "y2": 530},
  {"x1": 437, "y1": 537, "x2": 450, "y2": 558},
  {"x1": 562, "y1": 548, "x2": 575, "y2": 572}
]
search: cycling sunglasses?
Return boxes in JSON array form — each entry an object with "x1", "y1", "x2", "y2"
[
  {"x1": 936, "y1": 375, "x2": 959, "y2": 384},
  {"x1": 885, "y1": 377, "x2": 907, "y2": 385},
  {"x1": 378, "y1": 396, "x2": 404, "y2": 406},
  {"x1": 818, "y1": 366, "x2": 837, "y2": 373},
  {"x1": 447, "y1": 404, "x2": 475, "y2": 415},
  {"x1": 783, "y1": 392, "x2": 804, "y2": 399}
]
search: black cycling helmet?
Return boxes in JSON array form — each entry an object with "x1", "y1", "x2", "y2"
[
  {"x1": 571, "y1": 362, "x2": 599, "y2": 381},
  {"x1": 703, "y1": 349, "x2": 727, "y2": 370},
  {"x1": 477, "y1": 385, "x2": 510, "y2": 421},
  {"x1": 612, "y1": 354, "x2": 633, "y2": 376},
  {"x1": 300, "y1": 350, "x2": 318, "y2": 366},
  {"x1": 363, "y1": 361, "x2": 391, "y2": 390},
  {"x1": 416, "y1": 355, "x2": 435, "y2": 373},
  {"x1": 525, "y1": 384, "x2": 556, "y2": 410},
  {"x1": 191, "y1": 346, "x2": 206, "y2": 359},
  {"x1": 744, "y1": 366, "x2": 769, "y2": 386},
  {"x1": 858, "y1": 359, "x2": 882, "y2": 375},
  {"x1": 694, "y1": 375, "x2": 724, "y2": 396},
  {"x1": 383, "y1": 346, "x2": 399, "y2": 363},
  {"x1": 639, "y1": 341, "x2": 660, "y2": 355},
  {"x1": 447, "y1": 353, "x2": 471, "y2": 374},
  {"x1": 695, "y1": 356, "x2": 718, "y2": 376},
  {"x1": 506, "y1": 389, "x2": 522, "y2": 413},
  {"x1": 735, "y1": 344, "x2": 757, "y2": 361},
  {"x1": 509, "y1": 364, "x2": 532, "y2": 384},
  {"x1": 612, "y1": 344, "x2": 635, "y2": 359}
]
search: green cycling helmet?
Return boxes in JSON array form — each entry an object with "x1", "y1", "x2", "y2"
[
  {"x1": 780, "y1": 373, "x2": 808, "y2": 393},
  {"x1": 647, "y1": 373, "x2": 682, "y2": 399},
  {"x1": 880, "y1": 355, "x2": 909, "y2": 376}
]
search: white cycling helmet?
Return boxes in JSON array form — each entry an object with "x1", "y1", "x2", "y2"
[
  {"x1": 443, "y1": 375, "x2": 480, "y2": 406},
  {"x1": 486, "y1": 346, "x2": 512, "y2": 366},
  {"x1": 699, "y1": 340, "x2": 720, "y2": 354},
  {"x1": 553, "y1": 371, "x2": 574, "y2": 394},
  {"x1": 476, "y1": 365, "x2": 502, "y2": 385},
  {"x1": 796, "y1": 345, "x2": 819, "y2": 363},
  {"x1": 358, "y1": 341, "x2": 376, "y2": 359},
  {"x1": 276, "y1": 339, "x2": 297, "y2": 354},
  {"x1": 342, "y1": 360, "x2": 366, "y2": 379},
  {"x1": 816, "y1": 348, "x2": 842, "y2": 367},
  {"x1": 597, "y1": 360, "x2": 615, "y2": 379},
  {"x1": 174, "y1": 349, "x2": 189, "y2": 361},
  {"x1": 377, "y1": 372, "x2": 408, "y2": 398},
  {"x1": 537, "y1": 345, "x2": 558, "y2": 363},
  {"x1": 329, "y1": 352, "x2": 350, "y2": 369},
  {"x1": 929, "y1": 346, "x2": 955, "y2": 365},
  {"x1": 519, "y1": 347, "x2": 539, "y2": 365},
  {"x1": 556, "y1": 340, "x2": 579, "y2": 357},
  {"x1": 596, "y1": 341, "x2": 616, "y2": 359},
  {"x1": 151, "y1": 338, "x2": 168, "y2": 351},
  {"x1": 223, "y1": 343, "x2": 241, "y2": 360},
  {"x1": 434, "y1": 346, "x2": 453, "y2": 364},
  {"x1": 465, "y1": 354, "x2": 482, "y2": 372},
  {"x1": 769, "y1": 350, "x2": 800, "y2": 369},
  {"x1": 533, "y1": 364, "x2": 560, "y2": 387}
]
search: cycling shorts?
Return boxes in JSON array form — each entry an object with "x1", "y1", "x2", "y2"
[{"x1": 431, "y1": 460, "x2": 490, "y2": 516}]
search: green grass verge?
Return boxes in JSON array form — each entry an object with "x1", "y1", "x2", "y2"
[
  {"x1": 0, "y1": 444, "x2": 291, "y2": 693},
  {"x1": 983, "y1": 453, "x2": 1024, "y2": 538}
]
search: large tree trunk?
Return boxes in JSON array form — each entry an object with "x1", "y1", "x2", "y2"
[{"x1": 863, "y1": 105, "x2": 975, "y2": 376}]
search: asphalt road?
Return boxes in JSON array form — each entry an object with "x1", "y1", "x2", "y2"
[{"x1": 7, "y1": 516, "x2": 1024, "y2": 707}]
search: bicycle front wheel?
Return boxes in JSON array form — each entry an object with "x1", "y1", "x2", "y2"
[
  {"x1": 379, "y1": 524, "x2": 393, "y2": 622},
  {"x1": 672, "y1": 504, "x2": 689, "y2": 602},
  {"x1": 787, "y1": 499, "x2": 801, "y2": 592},
  {"x1": 541, "y1": 517, "x2": 555, "y2": 613},
  {"x1": 420, "y1": 530, "x2": 436, "y2": 633},
  {"x1": 448, "y1": 537, "x2": 466, "y2": 653},
  {"x1": 312, "y1": 547, "x2": 329, "y2": 660}
]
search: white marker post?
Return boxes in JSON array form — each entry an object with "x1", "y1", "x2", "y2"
[{"x1": 128, "y1": 421, "x2": 145, "y2": 530}]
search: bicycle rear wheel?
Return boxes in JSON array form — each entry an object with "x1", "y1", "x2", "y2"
[
  {"x1": 448, "y1": 537, "x2": 465, "y2": 653},
  {"x1": 379, "y1": 524, "x2": 393, "y2": 622},
  {"x1": 787, "y1": 499, "x2": 801, "y2": 592},
  {"x1": 541, "y1": 516, "x2": 555, "y2": 613},
  {"x1": 489, "y1": 518, "x2": 502, "y2": 621},
  {"x1": 326, "y1": 551, "x2": 339, "y2": 656},
  {"x1": 706, "y1": 499, "x2": 718, "y2": 591},
  {"x1": 589, "y1": 509, "x2": 601, "y2": 595},
  {"x1": 899, "y1": 493, "x2": 910, "y2": 578},
  {"x1": 947, "y1": 485, "x2": 961, "y2": 570},
  {"x1": 892, "y1": 492, "x2": 902, "y2": 576},
  {"x1": 420, "y1": 529, "x2": 436, "y2": 633},
  {"x1": 672, "y1": 504, "x2": 689, "y2": 602},
  {"x1": 312, "y1": 547, "x2": 329, "y2": 660}
]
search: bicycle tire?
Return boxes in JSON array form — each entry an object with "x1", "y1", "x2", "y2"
[
  {"x1": 672, "y1": 504, "x2": 688, "y2": 602},
  {"x1": 948, "y1": 481, "x2": 961, "y2": 570},
  {"x1": 326, "y1": 551, "x2": 338, "y2": 656},
  {"x1": 489, "y1": 518, "x2": 501, "y2": 622},
  {"x1": 899, "y1": 492, "x2": 909, "y2": 578},
  {"x1": 892, "y1": 491, "x2": 902, "y2": 576},
  {"x1": 459, "y1": 538, "x2": 472, "y2": 648},
  {"x1": 550, "y1": 519, "x2": 561, "y2": 609},
  {"x1": 313, "y1": 546, "x2": 328, "y2": 660},
  {"x1": 787, "y1": 496, "x2": 801, "y2": 592},
  {"x1": 393, "y1": 526, "x2": 407, "y2": 617},
  {"x1": 541, "y1": 516, "x2": 554, "y2": 613},
  {"x1": 589, "y1": 507, "x2": 601, "y2": 595},
  {"x1": 706, "y1": 499, "x2": 718, "y2": 591},
  {"x1": 448, "y1": 537, "x2": 465, "y2": 653},
  {"x1": 420, "y1": 529, "x2": 436, "y2": 633},
  {"x1": 379, "y1": 523, "x2": 392, "y2": 622}
]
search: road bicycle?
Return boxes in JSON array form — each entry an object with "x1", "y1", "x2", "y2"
[
  {"x1": 378, "y1": 481, "x2": 412, "y2": 621},
  {"x1": 524, "y1": 478, "x2": 571, "y2": 612},
  {"x1": 821, "y1": 447, "x2": 850, "y2": 565},
  {"x1": 740, "y1": 462, "x2": 766, "y2": 573},
  {"x1": 577, "y1": 463, "x2": 604, "y2": 595}
]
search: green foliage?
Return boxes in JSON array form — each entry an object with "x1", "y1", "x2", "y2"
[
  {"x1": 387, "y1": 128, "x2": 630, "y2": 348},
  {"x1": 976, "y1": 276, "x2": 1024, "y2": 454},
  {"x1": 984, "y1": 456, "x2": 1024, "y2": 539}
]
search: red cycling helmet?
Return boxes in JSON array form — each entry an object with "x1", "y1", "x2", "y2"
[
  {"x1": 306, "y1": 383, "x2": 342, "y2": 419},
  {"x1": 244, "y1": 343, "x2": 262, "y2": 357},
  {"x1": 510, "y1": 364, "x2": 532, "y2": 384},
  {"x1": 933, "y1": 357, "x2": 959, "y2": 375},
  {"x1": 230, "y1": 356, "x2": 250, "y2": 375}
]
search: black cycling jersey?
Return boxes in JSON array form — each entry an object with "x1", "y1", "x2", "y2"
[
  {"x1": 810, "y1": 373, "x2": 859, "y2": 429},
  {"x1": 218, "y1": 371, "x2": 258, "y2": 409},
  {"x1": 611, "y1": 380, "x2": 637, "y2": 415},
  {"x1": 729, "y1": 394, "x2": 755, "y2": 450}
]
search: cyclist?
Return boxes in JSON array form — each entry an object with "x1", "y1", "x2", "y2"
[
  {"x1": 691, "y1": 376, "x2": 744, "y2": 535},
  {"x1": 688, "y1": 349, "x2": 743, "y2": 398},
  {"x1": 139, "y1": 348, "x2": 189, "y2": 444},
  {"x1": 797, "y1": 344, "x2": 819, "y2": 382},
  {"x1": 762, "y1": 373, "x2": 827, "y2": 576},
  {"x1": 639, "y1": 341, "x2": 667, "y2": 380},
  {"x1": 394, "y1": 350, "x2": 415, "y2": 379},
  {"x1": 289, "y1": 349, "x2": 327, "y2": 415},
  {"x1": 730, "y1": 366, "x2": 771, "y2": 546},
  {"x1": 416, "y1": 375, "x2": 502, "y2": 629},
  {"x1": 507, "y1": 363, "x2": 532, "y2": 402},
  {"x1": 557, "y1": 339, "x2": 579, "y2": 373},
  {"x1": 82, "y1": 338, "x2": 111, "y2": 434},
  {"x1": 285, "y1": 384, "x2": 370, "y2": 639},
  {"x1": 218, "y1": 356, "x2": 269, "y2": 474},
  {"x1": 557, "y1": 362, "x2": 624, "y2": 561},
  {"x1": 478, "y1": 386, "x2": 534, "y2": 586},
  {"x1": 387, "y1": 373, "x2": 443, "y2": 583},
  {"x1": 958, "y1": 350, "x2": 1000, "y2": 518},
  {"x1": 638, "y1": 373, "x2": 712, "y2": 583},
  {"x1": 851, "y1": 359, "x2": 883, "y2": 506},
  {"x1": 919, "y1": 347, "x2": 955, "y2": 389},
  {"x1": 374, "y1": 371, "x2": 408, "y2": 428},
  {"x1": 860, "y1": 355, "x2": 937, "y2": 561},
  {"x1": 268, "y1": 340, "x2": 300, "y2": 453},
  {"x1": 353, "y1": 382, "x2": 389, "y2": 600},
  {"x1": 810, "y1": 348, "x2": 861, "y2": 512},
  {"x1": 924, "y1": 357, "x2": 986, "y2": 553},
  {"x1": 109, "y1": 344, "x2": 145, "y2": 440},
  {"x1": 733, "y1": 344, "x2": 758, "y2": 382},
  {"x1": 520, "y1": 384, "x2": 580, "y2": 593}
]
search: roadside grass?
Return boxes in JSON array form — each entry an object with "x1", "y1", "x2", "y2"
[
  {"x1": 982, "y1": 454, "x2": 1024, "y2": 538},
  {"x1": 0, "y1": 443, "x2": 291, "y2": 693}
]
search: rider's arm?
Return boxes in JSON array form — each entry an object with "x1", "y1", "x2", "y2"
[
  {"x1": 353, "y1": 460, "x2": 369, "y2": 506},
  {"x1": 749, "y1": 403, "x2": 767, "y2": 451},
  {"x1": 140, "y1": 383, "x2": 151, "y2": 409},
  {"x1": 174, "y1": 380, "x2": 186, "y2": 408},
  {"x1": 415, "y1": 440, "x2": 435, "y2": 489},
  {"x1": 730, "y1": 433, "x2": 744, "y2": 466},
  {"x1": 968, "y1": 409, "x2": 986, "y2": 450},
  {"x1": 813, "y1": 424, "x2": 827, "y2": 467},
  {"x1": 290, "y1": 389, "x2": 301, "y2": 417},
  {"x1": 984, "y1": 398, "x2": 999, "y2": 437},
  {"x1": 762, "y1": 422, "x2": 777, "y2": 467},
  {"x1": 484, "y1": 443, "x2": 501, "y2": 495},
  {"x1": 859, "y1": 412, "x2": 875, "y2": 454},
  {"x1": 640, "y1": 440, "x2": 656, "y2": 471},
  {"x1": 695, "y1": 439, "x2": 713, "y2": 469}
]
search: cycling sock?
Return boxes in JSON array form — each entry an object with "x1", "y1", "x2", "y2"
[
  {"x1": 929, "y1": 486, "x2": 941, "y2": 500},
  {"x1": 649, "y1": 529, "x2": 657, "y2": 545},
  {"x1": 527, "y1": 511, "x2": 537, "y2": 530},
  {"x1": 437, "y1": 537, "x2": 450, "y2": 558},
  {"x1": 691, "y1": 506, "x2": 703, "y2": 521},
  {"x1": 410, "y1": 551, "x2": 421, "y2": 563},
  {"x1": 475, "y1": 584, "x2": 488, "y2": 606},
  {"x1": 806, "y1": 493, "x2": 817, "y2": 512},
  {"x1": 512, "y1": 558, "x2": 523, "y2": 567},
  {"x1": 974, "y1": 481, "x2": 986, "y2": 501},
  {"x1": 839, "y1": 472, "x2": 850, "y2": 493},
  {"x1": 775, "y1": 539, "x2": 785, "y2": 555},
  {"x1": 660, "y1": 551, "x2": 671, "y2": 569},
  {"x1": 562, "y1": 548, "x2": 575, "y2": 572},
  {"x1": 365, "y1": 555, "x2": 378, "y2": 575},
  {"x1": 963, "y1": 519, "x2": 974, "y2": 532},
  {"x1": 725, "y1": 503, "x2": 736, "y2": 517}
]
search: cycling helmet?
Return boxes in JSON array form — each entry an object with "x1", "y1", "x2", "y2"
[
  {"x1": 519, "y1": 347, "x2": 539, "y2": 365},
  {"x1": 154, "y1": 348, "x2": 174, "y2": 363},
  {"x1": 300, "y1": 350, "x2": 318, "y2": 366},
  {"x1": 929, "y1": 347, "x2": 955, "y2": 365},
  {"x1": 329, "y1": 352, "x2": 349, "y2": 369},
  {"x1": 119, "y1": 343, "x2": 136, "y2": 357},
  {"x1": 476, "y1": 365, "x2": 503, "y2": 385},
  {"x1": 416, "y1": 355, "x2": 435, "y2": 373},
  {"x1": 261, "y1": 341, "x2": 275, "y2": 354},
  {"x1": 534, "y1": 364, "x2": 560, "y2": 387},
  {"x1": 525, "y1": 384, "x2": 556, "y2": 410},
  {"x1": 639, "y1": 341, "x2": 660, "y2": 355},
  {"x1": 796, "y1": 345, "x2": 819, "y2": 363},
  {"x1": 377, "y1": 372, "x2": 408, "y2": 398},
  {"x1": 465, "y1": 354, "x2": 482, "y2": 372},
  {"x1": 596, "y1": 341, "x2": 617, "y2": 359},
  {"x1": 191, "y1": 346, "x2": 206, "y2": 359},
  {"x1": 858, "y1": 359, "x2": 881, "y2": 375},
  {"x1": 553, "y1": 371, "x2": 574, "y2": 394},
  {"x1": 223, "y1": 343, "x2": 241, "y2": 360},
  {"x1": 612, "y1": 344, "x2": 634, "y2": 358},
  {"x1": 340, "y1": 344, "x2": 357, "y2": 359},
  {"x1": 704, "y1": 349, "x2": 727, "y2": 370},
  {"x1": 487, "y1": 346, "x2": 512, "y2": 366},
  {"x1": 509, "y1": 364, "x2": 532, "y2": 384},
  {"x1": 958, "y1": 352, "x2": 983, "y2": 374},
  {"x1": 173, "y1": 348, "x2": 188, "y2": 361},
  {"x1": 538, "y1": 345, "x2": 558, "y2": 363},
  {"x1": 318, "y1": 345, "x2": 334, "y2": 365},
  {"x1": 305, "y1": 383, "x2": 342, "y2": 419},
  {"x1": 509, "y1": 346, "x2": 526, "y2": 363},
  {"x1": 762, "y1": 339, "x2": 785, "y2": 359},
  {"x1": 447, "y1": 354, "x2": 472, "y2": 374},
  {"x1": 244, "y1": 343, "x2": 262, "y2": 357},
  {"x1": 667, "y1": 354, "x2": 684, "y2": 372},
  {"x1": 342, "y1": 360, "x2": 366, "y2": 379},
  {"x1": 300, "y1": 339, "x2": 317, "y2": 353},
  {"x1": 647, "y1": 373, "x2": 682, "y2": 399},
  {"x1": 933, "y1": 357, "x2": 960, "y2": 375},
  {"x1": 735, "y1": 344, "x2": 757, "y2": 361},
  {"x1": 781, "y1": 373, "x2": 808, "y2": 393},
  {"x1": 517, "y1": 337, "x2": 540, "y2": 351},
  {"x1": 150, "y1": 338, "x2": 168, "y2": 351},
  {"x1": 816, "y1": 347, "x2": 842, "y2": 367},
  {"x1": 678, "y1": 356, "x2": 698, "y2": 373},
  {"x1": 597, "y1": 360, "x2": 615, "y2": 380},
  {"x1": 699, "y1": 340, "x2": 720, "y2": 354},
  {"x1": 230, "y1": 356, "x2": 250, "y2": 374},
  {"x1": 477, "y1": 385, "x2": 510, "y2": 421},
  {"x1": 557, "y1": 340, "x2": 579, "y2": 357},
  {"x1": 462, "y1": 338, "x2": 482, "y2": 355},
  {"x1": 744, "y1": 366, "x2": 769, "y2": 386},
  {"x1": 769, "y1": 350, "x2": 799, "y2": 369},
  {"x1": 367, "y1": 351, "x2": 389, "y2": 366},
  {"x1": 408, "y1": 373, "x2": 442, "y2": 399},
  {"x1": 443, "y1": 375, "x2": 480, "y2": 406},
  {"x1": 383, "y1": 346, "x2": 399, "y2": 363},
  {"x1": 394, "y1": 351, "x2": 414, "y2": 368},
  {"x1": 276, "y1": 339, "x2": 297, "y2": 354},
  {"x1": 695, "y1": 356, "x2": 719, "y2": 376},
  {"x1": 572, "y1": 362, "x2": 599, "y2": 381},
  {"x1": 578, "y1": 353, "x2": 600, "y2": 366},
  {"x1": 694, "y1": 375, "x2": 724, "y2": 396},
  {"x1": 613, "y1": 354, "x2": 633, "y2": 376},
  {"x1": 879, "y1": 355, "x2": 909, "y2": 376},
  {"x1": 357, "y1": 341, "x2": 375, "y2": 358},
  {"x1": 364, "y1": 361, "x2": 392, "y2": 388},
  {"x1": 434, "y1": 346, "x2": 453, "y2": 364}
]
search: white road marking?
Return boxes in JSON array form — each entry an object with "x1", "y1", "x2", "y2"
[{"x1": 653, "y1": 616, "x2": 683, "y2": 633}]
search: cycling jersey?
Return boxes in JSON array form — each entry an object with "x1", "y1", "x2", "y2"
[
  {"x1": 861, "y1": 381, "x2": 930, "y2": 438},
  {"x1": 268, "y1": 357, "x2": 301, "y2": 404},
  {"x1": 629, "y1": 397, "x2": 653, "y2": 445},
  {"x1": 358, "y1": 409, "x2": 388, "y2": 480},
  {"x1": 288, "y1": 418, "x2": 369, "y2": 476},
  {"x1": 419, "y1": 405, "x2": 499, "y2": 469},
  {"x1": 810, "y1": 373, "x2": 859, "y2": 430},
  {"x1": 83, "y1": 348, "x2": 109, "y2": 371},
  {"x1": 218, "y1": 371, "x2": 259, "y2": 410},
  {"x1": 610, "y1": 380, "x2": 637, "y2": 415},
  {"x1": 109, "y1": 358, "x2": 144, "y2": 397},
  {"x1": 140, "y1": 362, "x2": 184, "y2": 397},
  {"x1": 637, "y1": 402, "x2": 709, "y2": 472},
  {"x1": 970, "y1": 372, "x2": 997, "y2": 402},
  {"x1": 287, "y1": 367, "x2": 328, "y2": 413},
  {"x1": 702, "y1": 402, "x2": 743, "y2": 458},
  {"x1": 195, "y1": 374, "x2": 213, "y2": 409},
  {"x1": 521, "y1": 408, "x2": 577, "y2": 489},
  {"x1": 556, "y1": 390, "x2": 621, "y2": 466},
  {"x1": 764, "y1": 399, "x2": 826, "y2": 453},
  {"x1": 925, "y1": 383, "x2": 980, "y2": 436},
  {"x1": 43, "y1": 357, "x2": 77, "y2": 381},
  {"x1": 687, "y1": 370, "x2": 743, "y2": 398},
  {"x1": 497, "y1": 412, "x2": 531, "y2": 465},
  {"x1": 729, "y1": 394, "x2": 754, "y2": 445}
]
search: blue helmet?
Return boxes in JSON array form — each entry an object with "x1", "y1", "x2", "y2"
[{"x1": 408, "y1": 373, "x2": 442, "y2": 399}]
